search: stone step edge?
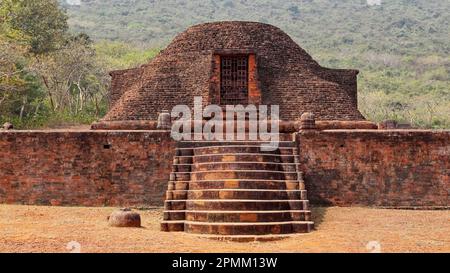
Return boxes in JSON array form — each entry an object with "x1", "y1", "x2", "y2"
[
  {"x1": 169, "y1": 179, "x2": 302, "y2": 182},
  {"x1": 164, "y1": 210, "x2": 311, "y2": 213},
  {"x1": 186, "y1": 233, "x2": 301, "y2": 242},
  {"x1": 177, "y1": 145, "x2": 297, "y2": 150},
  {"x1": 165, "y1": 199, "x2": 309, "y2": 203},
  {"x1": 172, "y1": 170, "x2": 299, "y2": 174},
  {"x1": 179, "y1": 141, "x2": 295, "y2": 144},
  {"x1": 177, "y1": 153, "x2": 300, "y2": 158},
  {"x1": 161, "y1": 220, "x2": 314, "y2": 226},
  {"x1": 169, "y1": 189, "x2": 306, "y2": 192},
  {"x1": 174, "y1": 162, "x2": 301, "y2": 166}
]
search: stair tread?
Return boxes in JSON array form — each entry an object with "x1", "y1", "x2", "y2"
[
  {"x1": 165, "y1": 199, "x2": 308, "y2": 202},
  {"x1": 162, "y1": 220, "x2": 314, "y2": 225},
  {"x1": 164, "y1": 210, "x2": 311, "y2": 213},
  {"x1": 176, "y1": 162, "x2": 300, "y2": 165},
  {"x1": 170, "y1": 189, "x2": 306, "y2": 192},
  {"x1": 179, "y1": 141, "x2": 294, "y2": 143},
  {"x1": 173, "y1": 179, "x2": 300, "y2": 182},
  {"x1": 179, "y1": 153, "x2": 299, "y2": 157},
  {"x1": 188, "y1": 234, "x2": 298, "y2": 240},
  {"x1": 174, "y1": 170, "x2": 298, "y2": 174},
  {"x1": 178, "y1": 145, "x2": 295, "y2": 150}
]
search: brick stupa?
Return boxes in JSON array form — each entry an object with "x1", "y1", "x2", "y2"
[{"x1": 101, "y1": 21, "x2": 364, "y2": 125}]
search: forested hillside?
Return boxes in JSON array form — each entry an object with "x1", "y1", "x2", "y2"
[
  {"x1": 62, "y1": 0, "x2": 449, "y2": 55},
  {"x1": 1, "y1": 0, "x2": 449, "y2": 128},
  {"x1": 60, "y1": 0, "x2": 450, "y2": 128}
]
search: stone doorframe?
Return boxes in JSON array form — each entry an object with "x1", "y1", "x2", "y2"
[{"x1": 209, "y1": 49, "x2": 262, "y2": 106}]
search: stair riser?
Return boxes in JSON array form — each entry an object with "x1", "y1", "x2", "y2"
[
  {"x1": 161, "y1": 222, "x2": 184, "y2": 232},
  {"x1": 165, "y1": 201, "x2": 309, "y2": 211},
  {"x1": 191, "y1": 147, "x2": 296, "y2": 155},
  {"x1": 193, "y1": 235, "x2": 293, "y2": 242},
  {"x1": 184, "y1": 222, "x2": 313, "y2": 235},
  {"x1": 179, "y1": 134, "x2": 294, "y2": 142},
  {"x1": 178, "y1": 140, "x2": 296, "y2": 148},
  {"x1": 177, "y1": 149, "x2": 194, "y2": 156},
  {"x1": 192, "y1": 154, "x2": 298, "y2": 164},
  {"x1": 173, "y1": 165, "x2": 191, "y2": 172},
  {"x1": 174, "y1": 164, "x2": 299, "y2": 173},
  {"x1": 191, "y1": 171, "x2": 297, "y2": 181},
  {"x1": 174, "y1": 181, "x2": 300, "y2": 190},
  {"x1": 175, "y1": 157, "x2": 193, "y2": 164},
  {"x1": 172, "y1": 173, "x2": 191, "y2": 181},
  {"x1": 164, "y1": 211, "x2": 311, "y2": 222},
  {"x1": 191, "y1": 163, "x2": 298, "y2": 172},
  {"x1": 170, "y1": 172, "x2": 296, "y2": 182},
  {"x1": 167, "y1": 190, "x2": 307, "y2": 200}
]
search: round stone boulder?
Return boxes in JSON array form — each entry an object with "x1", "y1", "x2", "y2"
[{"x1": 108, "y1": 208, "x2": 141, "y2": 228}]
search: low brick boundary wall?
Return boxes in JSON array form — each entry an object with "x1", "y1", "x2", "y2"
[
  {"x1": 0, "y1": 129, "x2": 448, "y2": 208},
  {"x1": 298, "y1": 130, "x2": 450, "y2": 207},
  {"x1": 0, "y1": 130, "x2": 175, "y2": 206}
]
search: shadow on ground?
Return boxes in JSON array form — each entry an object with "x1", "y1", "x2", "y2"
[{"x1": 310, "y1": 206, "x2": 329, "y2": 229}]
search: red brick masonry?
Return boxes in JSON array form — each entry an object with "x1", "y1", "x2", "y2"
[
  {"x1": 0, "y1": 131, "x2": 176, "y2": 206},
  {"x1": 0, "y1": 130, "x2": 448, "y2": 208},
  {"x1": 105, "y1": 22, "x2": 364, "y2": 122},
  {"x1": 298, "y1": 130, "x2": 450, "y2": 208}
]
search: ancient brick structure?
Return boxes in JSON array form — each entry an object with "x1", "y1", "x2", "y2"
[
  {"x1": 298, "y1": 130, "x2": 450, "y2": 208},
  {"x1": 0, "y1": 21, "x2": 448, "y2": 241},
  {"x1": 0, "y1": 131, "x2": 175, "y2": 206},
  {"x1": 0, "y1": 130, "x2": 447, "y2": 209},
  {"x1": 102, "y1": 21, "x2": 364, "y2": 125}
]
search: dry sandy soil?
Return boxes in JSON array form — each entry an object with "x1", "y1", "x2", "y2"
[{"x1": 0, "y1": 204, "x2": 448, "y2": 253}]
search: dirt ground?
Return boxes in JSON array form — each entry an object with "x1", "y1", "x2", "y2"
[{"x1": 0, "y1": 204, "x2": 448, "y2": 253}]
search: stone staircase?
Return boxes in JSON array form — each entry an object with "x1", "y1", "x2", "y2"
[{"x1": 160, "y1": 134, "x2": 314, "y2": 241}]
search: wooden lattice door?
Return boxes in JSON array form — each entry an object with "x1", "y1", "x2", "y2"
[{"x1": 220, "y1": 56, "x2": 249, "y2": 105}]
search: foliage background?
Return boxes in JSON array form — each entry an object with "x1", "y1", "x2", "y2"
[{"x1": 1, "y1": 0, "x2": 449, "y2": 128}]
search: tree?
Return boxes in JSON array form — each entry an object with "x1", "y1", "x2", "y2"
[
  {"x1": 30, "y1": 34, "x2": 109, "y2": 115},
  {"x1": 0, "y1": 37, "x2": 26, "y2": 115},
  {"x1": 1, "y1": 0, "x2": 110, "y2": 127},
  {"x1": 7, "y1": 0, "x2": 68, "y2": 55},
  {"x1": 0, "y1": 1, "x2": 28, "y2": 118}
]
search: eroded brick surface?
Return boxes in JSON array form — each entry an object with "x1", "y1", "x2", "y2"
[
  {"x1": 0, "y1": 130, "x2": 448, "y2": 209},
  {"x1": 298, "y1": 130, "x2": 450, "y2": 207},
  {"x1": 104, "y1": 21, "x2": 364, "y2": 122},
  {"x1": 0, "y1": 131, "x2": 176, "y2": 206}
]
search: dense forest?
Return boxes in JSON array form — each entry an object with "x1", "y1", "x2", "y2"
[{"x1": 1, "y1": 0, "x2": 449, "y2": 128}]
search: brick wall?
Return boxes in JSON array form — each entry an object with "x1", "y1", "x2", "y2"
[
  {"x1": 105, "y1": 51, "x2": 213, "y2": 121},
  {"x1": 109, "y1": 67, "x2": 143, "y2": 108},
  {"x1": 298, "y1": 130, "x2": 450, "y2": 207},
  {"x1": 1, "y1": 130, "x2": 448, "y2": 208},
  {"x1": 0, "y1": 131, "x2": 176, "y2": 206}
]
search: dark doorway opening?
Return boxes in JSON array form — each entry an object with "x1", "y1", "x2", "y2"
[{"x1": 220, "y1": 56, "x2": 249, "y2": 105}]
